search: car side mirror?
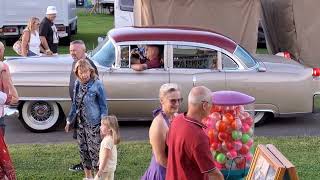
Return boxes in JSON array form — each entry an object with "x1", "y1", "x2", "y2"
[{"x1": 257, "y1": 65, "x2": 266, "y2": 72}]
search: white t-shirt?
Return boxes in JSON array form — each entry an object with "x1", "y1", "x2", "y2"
[
  {"x1": 0, "y1": 91, "x2": 7, "y2": 117},
  {"x1": 28, "y1": 31, "x2": 41, "y2": 55},
  {"x1": 99, "y1": 136, "x2": 117, "y2": 172}
]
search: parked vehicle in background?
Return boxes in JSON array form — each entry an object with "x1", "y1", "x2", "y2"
[
  {"x1": 5, "y1": 27, "x2": 320, "y2": 132},
  {"x1": 114, "y1": 0, "x2": 134, "y2": 28},
  {"x1": 76, "y1": 0, "x2": 84, "y2": 6},
  {"x1": 100, "y1": 0, "x2": 115, "y2": 14},
  {"x1": 0, "y1": 0, "x2": 78, "y2": 45}
]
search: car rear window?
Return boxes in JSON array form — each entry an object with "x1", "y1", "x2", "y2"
[{"x1": 234, "y1": 45, "x2": 257, "y2": 68}]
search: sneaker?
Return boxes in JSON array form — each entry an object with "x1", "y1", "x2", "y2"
[{"x1": 69, "y1": 163, "x2": 84, "y2": 172}]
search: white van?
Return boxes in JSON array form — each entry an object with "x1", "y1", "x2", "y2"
[
  {"x1": 0, "y1": 0, "x2": 78, "y2": 45},
  {"x1": 114, "y1": 0, "x2": 134, "y2": 28}
]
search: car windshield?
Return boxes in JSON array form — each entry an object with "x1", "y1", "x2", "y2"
[
  {"x1": 90, "y1": 39, "x2": 115, "y2": 67},
  {"x1": 234, "y1": 45, "x2": 257, "y2": 68}
]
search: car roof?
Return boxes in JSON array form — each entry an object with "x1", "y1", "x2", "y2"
[{"x1": 108, "y1": 26, "x2": 238, "y2": 53}]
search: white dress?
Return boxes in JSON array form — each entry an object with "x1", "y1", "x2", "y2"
[{"x1": 28, "y1": 31, "x2": 41, "y2": 55}]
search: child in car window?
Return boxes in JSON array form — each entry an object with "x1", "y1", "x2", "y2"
[{"x1": 131, "y1": 45, "x2": 163, "y2": 71}]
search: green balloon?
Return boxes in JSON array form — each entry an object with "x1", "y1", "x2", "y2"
[
  {"x1": 242, "y1": 134, "x2": 251, "y2": 144},
  {"x1": 232, "y1": 131, "x2": 242, "y2": 140},
  {"x1": 216, "y1": 153, "x2": 226, "y2": 164}
]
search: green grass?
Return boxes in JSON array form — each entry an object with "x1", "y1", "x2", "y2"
[
  {"x1": 3, "y1": 11, "x2": 114, "y2": 56},
  {"x1": 8, "y1": 137, "x2": 320, "y2": 179}
]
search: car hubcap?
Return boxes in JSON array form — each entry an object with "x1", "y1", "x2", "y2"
[
  {"x1": 254, "y1": 112, "x2": 265, "y2": 123},
  {"x1": 29, "y1": 102, "x2": 53, "y2": 123}
]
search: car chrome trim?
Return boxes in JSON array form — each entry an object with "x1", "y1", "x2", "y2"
[
  {"x1": 18, "y1": 97, "x2": 159, "y2": 101},
  {"x1": 14, "y1": 84, "x2": 68, "y2": 87},
  {"x1": 19, "y1": 97, "x2": 71, "y2": 101},
  {"x1": 313, "y1": 94, "x2": 320, "y2": 113}
]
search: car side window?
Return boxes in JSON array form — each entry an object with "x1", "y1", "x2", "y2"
[
  {"x1": 222, "y1": 53, "x2": 239, "y2": 70},
  {"x1": 120, "y1": 45, "x2": 130, "y2": 68},
  {"x1": 173, "y1": 45, "x2": 218, "y2": 69}
]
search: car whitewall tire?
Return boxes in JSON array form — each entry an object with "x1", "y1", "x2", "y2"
[
  {"x1": 21, "y1": 101, "x2": 60, "y2": 132},
  {"x1": 254, "y1": 112, "x2": 271, "y2": 126}
]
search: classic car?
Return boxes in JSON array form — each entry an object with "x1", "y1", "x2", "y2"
[{"x1": 5, "y1": 26, "x2": 320, "y2": 132}]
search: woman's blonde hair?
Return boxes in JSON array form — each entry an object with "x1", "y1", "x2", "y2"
[
  {"x1": 74, "y1": 59, "x2": 98, "y2": 80},
  {"x1": 101, "y1": 115, "x2": 120, "y2": 145},
  {"x1": 26, "y1": 17, "x2": 40, "y2": 31},
  {"x1": 159, "y1": 83, "x2": 180, "y2": 99}
]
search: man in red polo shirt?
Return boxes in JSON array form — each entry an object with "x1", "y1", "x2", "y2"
[{"x1": 166, "y1": 86, "x2": 224, "y2": 180}]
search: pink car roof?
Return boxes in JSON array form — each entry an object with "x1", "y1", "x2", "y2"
[{"x1": 108, "y1": 26, "x2": 238, "y2": 53}]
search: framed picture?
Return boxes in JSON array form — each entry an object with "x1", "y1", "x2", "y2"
[
  {"x1": 266, "y1": 144, "x2": 299, "y2": 180},
  {"x1": 246, "y1": 144, "x2": 286, "y2": 180}
]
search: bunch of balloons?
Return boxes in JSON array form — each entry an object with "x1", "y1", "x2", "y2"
[{"x1": 203, "y1": 105, "x2": 254, "y2": 170}]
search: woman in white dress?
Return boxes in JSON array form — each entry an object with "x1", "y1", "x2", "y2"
[{"x1": 21, "y1": 17, "x2": 45, "y2": 56}]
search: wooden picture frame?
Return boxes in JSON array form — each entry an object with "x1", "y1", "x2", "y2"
[
  {"x1": 246, "y1": 144, "x2": 286, "y2": 180},
  {"x1": 266, "y1": 144, "x2": 299, "y2": 180}
]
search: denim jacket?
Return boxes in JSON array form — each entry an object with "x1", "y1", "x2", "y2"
[{"x1": 67, "y1": 78, "x2": 108, "y2": 126}]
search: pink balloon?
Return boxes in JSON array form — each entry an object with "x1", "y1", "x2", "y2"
[
  {"x1": 241, "y1": 123, "x2": 250, "y2": 133},
  {"x1": 233, "y1": 140, "x2": 243, "y2": 151},
  {"x1": 209, "y1": 112, "x2": 221, "y2": 121},
  {"x1": 245, "y1": 153, "x2": 253, "y2": 162},
  {"x1": 227, "y1": 150, "x2": 238, "y2": 159},
  {"x1": 214, "y1": 161, "x2": 226, "y2": 170},
  {"x1": 246, "y1": 138, "x2": 254, "y2": 147}
]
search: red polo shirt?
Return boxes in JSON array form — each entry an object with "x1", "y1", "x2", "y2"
[{"x1": 166, "y1": 113, "x2": 216, "y2": 180}]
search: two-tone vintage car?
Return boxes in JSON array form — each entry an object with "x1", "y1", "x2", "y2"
[{"x1": 5, "y1": 26, "x2": 320, "y2": 132}]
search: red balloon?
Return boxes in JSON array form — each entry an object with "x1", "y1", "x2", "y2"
[
  {"x1": 207, "y1": 129, "x2": 214, "y2": 138},
  {"x1": 222, "y1": 141, "x2": 234, "y2": 151},
  {"x1": 244, "y1": 117, "x2": 254, "y2": 126},
  {"x1": 211, "y1": 105, "x2": 222, "y2": 113},
  {"x1": 216, "y1": 120, "x2": 228, "y2": 132},
  {"x1": 239, "y1": 144, "x2": 250, "y2": 155},
  {"x1": 231, "y1": 118, "x2": 242, "y2": 130},
  {"x1": 226, "y1": 149, "x2": 238, "y2": 159},
  {"x1": 222, "y1": 113, "x2": 234, "y2": 124},
  {"x1": 218, "y1": 132, "x2": 228, "y2": 141}
]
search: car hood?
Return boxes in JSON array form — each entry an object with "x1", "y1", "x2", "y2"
[
  {"x1": 253, "y1": 54, "x2": 308, "y2": 73},
  {"x1": 4, "y1": 55, "x2": 73, "y2": 73}
]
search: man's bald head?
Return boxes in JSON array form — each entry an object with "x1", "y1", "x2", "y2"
[
  {"x1": 187, "y1": 86, "x2": 212, "y2": 121},
  {"x1": 188, "y1": 86, "x2": 212, "y2": 105}
]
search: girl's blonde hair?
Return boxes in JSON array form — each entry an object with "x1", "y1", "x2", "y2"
[
  {"x1": 26, "y1": 17, "x2": 40, "y2": 31},
  {"x1": 101, "y1": 115, "x2": 120, "y2": 145},
  {"x1": 74, "y1": 59, "x2": 98, "y2": 80}
]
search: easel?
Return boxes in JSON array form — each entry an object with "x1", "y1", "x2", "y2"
[{"x1": 246, "y1": 144, "x2": 299, "y2": 180}]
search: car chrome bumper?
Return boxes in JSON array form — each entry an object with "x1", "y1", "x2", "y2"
[
  {"x1": 4, "y1": 106, "x2": 19, "y2": 116},
  {"x1": 313, "y1": 94, "x2": 320, "y2": 113}
]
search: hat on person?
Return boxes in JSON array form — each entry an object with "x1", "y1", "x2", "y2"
[{"x1": 46, "y1": 6, "x2": 58, "y2": 15}]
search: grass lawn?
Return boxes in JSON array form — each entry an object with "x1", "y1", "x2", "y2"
[
  {"x1": 3, "y1": 11, "x2": 114, "y2": 56},
  {"x1": 9, "y1": 136, "x2": 320, "y2": 179}
]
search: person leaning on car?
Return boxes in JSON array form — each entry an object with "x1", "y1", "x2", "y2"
[
  {"x1": 68, "y1": 40, "x2": 99, "y2": 172},
  {"x1": 39, "y1": 6, "x2": 59, "y2": 55}
]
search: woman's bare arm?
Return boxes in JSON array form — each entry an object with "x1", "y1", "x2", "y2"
[{"x1": 21, "y1": 31, "x2": 30, "y2": 57}]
